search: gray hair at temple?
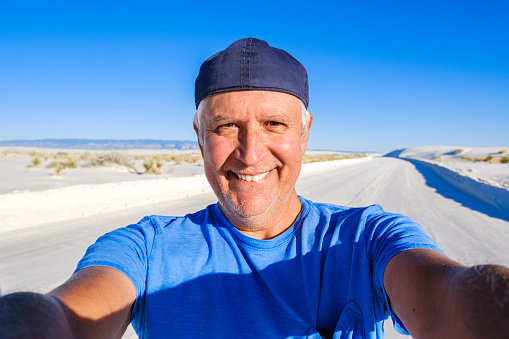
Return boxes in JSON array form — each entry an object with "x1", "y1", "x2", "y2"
[{"x1": 193, "y1": 99, "x2": 311, "y2": 146}]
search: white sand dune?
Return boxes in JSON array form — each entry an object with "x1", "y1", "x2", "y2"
[
  {"x1": 1, "y1": 146, "x2": 508, "y2": 339},
  {"x1": 387, "y1": 146, "x2": 509, "y2": 189}
]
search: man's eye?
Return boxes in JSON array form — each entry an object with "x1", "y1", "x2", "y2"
[
  {"x1": 221, "y1": 123, "x2": 236, "y2": 128},
  {"x1": 266, "y1": 121, "x2": 284, "y2": 127},
  {"x1": 215, "y1": 123, "x2": 237, "y2": 134}
]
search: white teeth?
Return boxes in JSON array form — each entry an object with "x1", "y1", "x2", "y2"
[{"x1": 237, "y1": 171, "x2": 270, "y2": 182}]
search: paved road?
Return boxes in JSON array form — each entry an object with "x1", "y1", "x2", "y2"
[{"x1": 1, "y1": 156, "x2": 508, "y2": 338}]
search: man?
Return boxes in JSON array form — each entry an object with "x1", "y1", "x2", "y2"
[{"x1": 1, "y1": 38, "x2": 508, "y2": 338}]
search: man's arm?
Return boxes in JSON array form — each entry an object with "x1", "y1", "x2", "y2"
[
  {"x1": 384, "y1": 248, "x2": 509, "y2": 339},
  {"x1": 0, "y1": 266, "x2": 136, "y2": 339}
]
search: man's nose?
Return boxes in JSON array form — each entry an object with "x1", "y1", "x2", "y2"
[{"x1": 235, "y1": 127, "x2": 268, "y2": 166}]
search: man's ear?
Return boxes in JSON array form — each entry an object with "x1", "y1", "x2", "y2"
[
  {"x1": 301, "y1": 112, "x2": 313, "y2": 155},
  {"x1": 193, "y1": 122, "x2": 204, "y2": 156}
]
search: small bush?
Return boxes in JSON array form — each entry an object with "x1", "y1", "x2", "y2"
[
  {"x1": 86, "y1": 153, "x2": 135, "y2": 171},
  {"x1": 32, "y1": 157, "x2": 42, "y2": 167},
  {"x1": 143, "y1": 161, "x2": 154, "y2": 171},
  {"x1": 55, "y1": 165, "x2": 64, "y2": 175},
  {"x1": 302, "y1": 153, "x2": 366, "y2": 164},
  {"x1": 47, "y1": 159, "x2": 77, "y2": 174},
  {"x1": 158, "y1": 153, "x2": 202, "y2": 164},
  {"x1": 143, "y1": 161, "x2": 163, "y2": 175},
  {"x1": 501, "y1": 156, "x2": 509, "y2": 164},
  {"x1": 146, "y1": 167, "x2": 162, "y2": 175},
  {"x1": 454, "y1": 149, "x2": 463, "y2": 155},
  {"x1": 484, "y1": 155, "x2": 494, "y2": 162},
  {"x1": 2, "y1": 149, "x2": 22, "y2": 157},
  {"x1": 61, "y1": 160, "x2": 77, "y2": 169},
  {"x1": 462, "y1": 155, "x2": 484, "y2": 162},
  {"x1": 498, "y1": 150, "x2": 507, "y2": 154},
  {"x1": 79, "y1": 152, "x2": 93, "y2": 161}
]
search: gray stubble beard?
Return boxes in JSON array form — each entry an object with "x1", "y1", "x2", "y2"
[{"x1": 217, "y1": 180, "x2": 297, "y2": 232}]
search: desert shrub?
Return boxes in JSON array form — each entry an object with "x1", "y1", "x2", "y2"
[
  {"x1": 47, "y1": 159, "x2": 77, "y2": 174},
  {"x1": 145, "y1": 167, "x2": 162, "y2": 175},
  {"x1": 462, "y1": 155, "x2": 484, "y2": 162},
  {"x1": 79, "y1": 152, "x2": 93, "y2": 161},
  {"x1": 484, "y1": 155, "x2": 494, "y2": 162},
  {"x1": 159, "y1": 153, "x2": 202, "y2": 164},
  {"x1": 302, "y1": 153, "x2": 366, "y2": 164},
  {"x1": 2, "y1": 149, "x2": 22, "y2": 157},
  {"x1": 142, "y1": 161, "x2": 163, "y2": 175},
  {"x1": 133, "y1": 153, "x2": 203, "y2": 166},
  {"x1": 454, "y1": 149, "x2": 463, "y2": 155},
  {"x1": 143, "y1": 161, "x2": 154, "y2": 170},
  {"x1": 182, "y1": 154, "x2": 202, "y2": 163},
  {"x1": 32, "y1": 157, "x2": 42, "y2": 167},
  {"x1": 61, "y1": 160, "x2": 77, "y2": 169},
  {"x1": 501, "y1": 156, "x2": 509, "y2": 164},
  {"x1": 54, "y1": 165, "x2": 64, "y2": 175},
  {"x1": 86, "y1": 153, "x2": 135, "y2": 171}
]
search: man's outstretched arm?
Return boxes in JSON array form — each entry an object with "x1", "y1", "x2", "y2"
[
  {"x1": 384, "y1": 248, "x2": 509, "y2": 339},
  {"x1": 0, "y1": 266, "x2": 136, "y2": 339}
]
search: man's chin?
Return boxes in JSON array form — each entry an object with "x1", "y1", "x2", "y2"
[
  {"x1": 233, "y1": 205, "x2": 271, "y2": 219},
  {"x1": 220, "y1": 199, "x2": 275, "y2": 220}
]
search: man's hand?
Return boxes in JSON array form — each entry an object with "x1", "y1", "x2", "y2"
[
  {"x1": 0, "y1": 266, "x2": 136, "y2": 339},
  {"x1": 0, "y1": 291, "x2": 74, "y2": 338},
  {"x1": 452, "y1": 264, "x2": 509, "y2": 338},
  {"x1": 384, "y1": 248, "x2": 509, "y2": 338}
]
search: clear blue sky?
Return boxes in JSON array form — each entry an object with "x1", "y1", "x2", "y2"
[{"x1": 1, "y1": 1, "x2": 508, "y2": 152}]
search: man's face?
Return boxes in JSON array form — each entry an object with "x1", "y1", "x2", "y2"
[{"x1": 195, "y1": 90, "x2": 311, "y2": 232}]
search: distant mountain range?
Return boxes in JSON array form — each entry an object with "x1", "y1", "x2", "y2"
[{"x1": 0, "y1": 139, "x2": 199, "y2": 150}]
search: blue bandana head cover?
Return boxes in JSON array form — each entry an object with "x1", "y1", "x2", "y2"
[{"x1": 195, "y1": 38, "x2": 309, "y2": 108}]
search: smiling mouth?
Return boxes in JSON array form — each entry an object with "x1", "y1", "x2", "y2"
[{"x1": 236, "y1": 170, "x2": 270, "y2": 182}]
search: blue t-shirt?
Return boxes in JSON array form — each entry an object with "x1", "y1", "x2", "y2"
[{"x1": 76, "y1": 197, "x2": 442, "y2": 338}]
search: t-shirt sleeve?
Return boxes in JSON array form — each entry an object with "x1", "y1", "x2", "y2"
[
  {"x1": 74, "y1": 216, "x2": 157, "y2": 298},
  {"x1": 362, "y1": 205, "x2": 445, "y2": 334}
]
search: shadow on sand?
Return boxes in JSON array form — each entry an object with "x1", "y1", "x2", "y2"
[{"x1": 388, "y1": 156, "x2": 509, "y2": 223}]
